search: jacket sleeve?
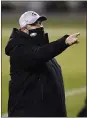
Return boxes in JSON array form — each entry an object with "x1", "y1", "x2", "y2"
[{"x1": 16, "y1": 35, "x2": 69, "y2": 68}]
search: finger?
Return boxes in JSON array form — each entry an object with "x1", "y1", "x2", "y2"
[
  {"x1": 73, "y1": 37, "x2": 77, "y2": 42},
  {"x1": 71, "y1": 32, "x2": 80, "y2": 38},
  {"x1": 75, "y1": 40, "x2": 79, "y2": 44},
  {"x1": 73, "y1": 39, "x2": 79, "y2": 44},
  {"x1": 75, "y1": 32, "x2": 80, "y2": 37}
]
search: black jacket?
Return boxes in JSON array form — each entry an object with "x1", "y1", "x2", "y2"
[{"x1": 5, "y1": 27, "x2": 69, "y2": 117}]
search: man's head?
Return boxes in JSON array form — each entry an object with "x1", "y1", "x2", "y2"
[{"x1": 19, "y1": 11, "x2": 47, "y2": 34}]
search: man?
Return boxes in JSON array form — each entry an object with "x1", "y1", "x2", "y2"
[{"x1": 5, "y1": 11, "x2": 80, "y2": 117}]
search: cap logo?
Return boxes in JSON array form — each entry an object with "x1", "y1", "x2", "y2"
[{"x1": 32, "y1": 12, "x2": 37, "y2": 16}]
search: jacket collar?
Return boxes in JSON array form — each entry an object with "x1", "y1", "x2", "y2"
[{"x1": 18, "y1": 28, "x2": 49, "y2": 46}]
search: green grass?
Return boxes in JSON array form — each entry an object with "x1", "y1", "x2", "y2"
[
  {"x1": 2, "y1": 21, "x2": 86, "y2": 116},
  {"x1": 66, "y1": 92, "x2": 86, "y2": 117}
]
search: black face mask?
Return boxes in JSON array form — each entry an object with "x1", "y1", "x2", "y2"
[
  {"x1": 28, "y1": 27, "x2": 49, "y2": 46},
  {"x1": 29, "y1": 27, "x2": 44, "y2": 37}
]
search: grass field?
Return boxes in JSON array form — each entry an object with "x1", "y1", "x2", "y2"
[{"x1": 2, "y1": 19, "x2": 86, "y2": 116}]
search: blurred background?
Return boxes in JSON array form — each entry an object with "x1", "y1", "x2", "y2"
[{"x1": 2, "y1": 1, "x2": 86, "y2": 117}]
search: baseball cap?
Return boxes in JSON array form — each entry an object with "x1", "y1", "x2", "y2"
[{"x1": 19, "y1": 11, "x2": 47, "y2": 28}]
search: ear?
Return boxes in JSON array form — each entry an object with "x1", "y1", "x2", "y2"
[
  {"x1": 21, "y1": 27, "x2": 26, "y2": 31},
  {"x1": 23, "y1": 27, "x2": 27, "y2": 30},
  {"x1": 20, "y1": 27, "x2": 29, "y2": 34}
]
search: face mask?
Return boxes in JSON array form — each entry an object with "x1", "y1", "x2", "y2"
[
  {"x1": 28, "y1": 27, "x2": 44, "y2": 37},
  {"x1": 29, "y1": 29, "x2": 49, "y2": 46}
]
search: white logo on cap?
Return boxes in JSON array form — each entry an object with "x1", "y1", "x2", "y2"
[
  {"x1": 30, "y1": 33, "x2": 37, "y2": 37},
  {"x1": 32, "y1": 12, "x2": 37, "y2": 16}
]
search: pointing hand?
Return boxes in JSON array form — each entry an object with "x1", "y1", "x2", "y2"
[{"x1": 65, "y1": 33, "x2": 80, "y2": 45}]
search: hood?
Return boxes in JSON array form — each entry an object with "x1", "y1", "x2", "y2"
[
  {"x1": 5, "y1": 28, "x2": 26, "y2": 56},
  {"x1": 5, "y1": 28, "x2": 49, "y2": 56},
  {"x1": 5, "y1": 28, "x2": 19, "y2": 56}
]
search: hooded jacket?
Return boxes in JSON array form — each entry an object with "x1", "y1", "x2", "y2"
[{"x1": 5, "y1": 27, "x2": 69, "y2": 117}]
